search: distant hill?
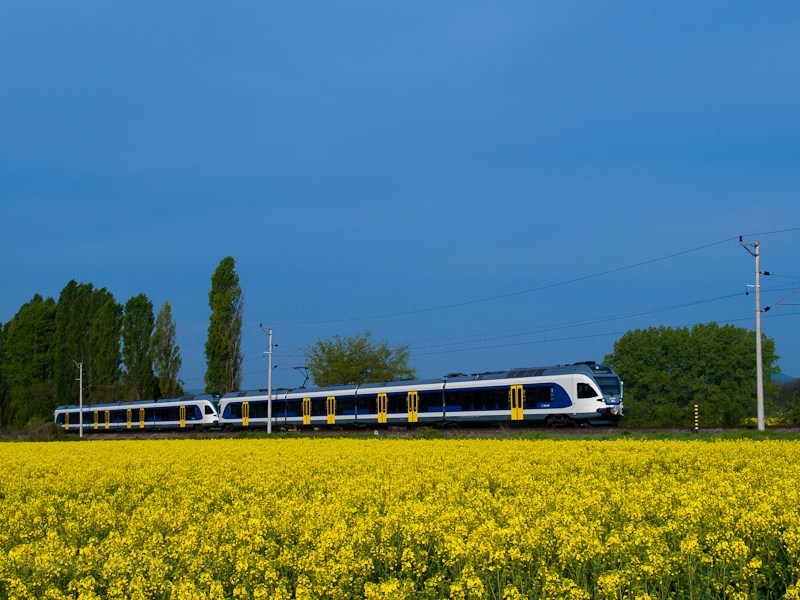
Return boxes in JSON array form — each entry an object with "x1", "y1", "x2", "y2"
[{"x1": 775, "y1": 373, "x2": 796, "y2": 383}]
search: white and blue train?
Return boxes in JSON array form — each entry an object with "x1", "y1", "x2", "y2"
[
  {"x1": 54, "y1": 361, "x2": 623, "y2": 432},
  {"x1": 54, "y1": 394, "x2": 219, "y2": 432},
  {"x1": 218, "y1": 361, "x2": 624, "y2": 428}
]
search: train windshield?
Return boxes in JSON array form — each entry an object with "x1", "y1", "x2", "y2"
[{"x1": 594, "y1": 376, "x2": 621, "y2": 396}]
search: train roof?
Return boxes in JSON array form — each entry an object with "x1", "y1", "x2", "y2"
[
  {"x1": 218, "y1": 362, "x2": 616, "y2": 398},
  {"x1": 55, "y1": 393, "x2": 217, "y2": 411}
]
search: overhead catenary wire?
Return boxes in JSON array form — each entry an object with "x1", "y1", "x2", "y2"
[
  {"x1": 409, "y1": 311, "x2": 799, "y2": 357},
  {"x1": 267, "y1": 227, "x2": 800, "y2": 325}
]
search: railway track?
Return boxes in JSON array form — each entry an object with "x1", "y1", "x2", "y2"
[{"x1": 34, "y1": 423, "x2": 800, "y2": 440}]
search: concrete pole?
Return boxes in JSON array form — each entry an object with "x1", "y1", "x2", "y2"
[
  {"x1": 268, "y1": 327, "x2": 273, "y2": 434},
  {"x1": 74, "y1": 360, "x2": 83, "y2": 438},
  {"x1": 755, "y1": 241, "x2": 765, "y2": 431}
]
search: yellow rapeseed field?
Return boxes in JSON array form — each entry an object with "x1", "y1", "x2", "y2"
[{"x1": 2, "y1": 438, "x2": 800, "y2": 600}]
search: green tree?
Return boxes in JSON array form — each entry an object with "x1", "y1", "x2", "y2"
[
  {"x1": 604, "y1": 323, "x2": 780, "y2": 426},
  {"x1": 152, "y1": 301, "x2": 184, "y2": 399},
  {"x1": 85, "y1": 289, "x2": 123, "y2": 404},
  {"x1": 121, "y1": 294, "x2": 157, "y2": 401},
  {"x1": 778, "y1": 378, "x2": 800, "y2": 424},
  {"x1": 305, "y1": 330, "x2": 417, "y2": 387},
  {"x1": 2, "y1": 294, "x2": 57, "y2": 425},
  {"x1": 204, "y1": 257, "x2": 244, "y2": 394},
  {"x1": 0, "y1": 321, "x2": 6, "y2": 425},
  {"x1": 54, "y1": 281, "x2": 123, "y2": 406},
  {"x1": 54, "y1": 281, "x2": 95, "y2": 406}
]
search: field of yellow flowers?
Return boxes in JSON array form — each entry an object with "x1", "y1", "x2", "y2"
[{"x1": 2, "y1": 438, "x2": 800, "y2": 600}]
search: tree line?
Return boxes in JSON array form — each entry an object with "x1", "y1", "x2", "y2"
[{"x1": 0, "y1": 256, "x2": 244, "y2": 427}]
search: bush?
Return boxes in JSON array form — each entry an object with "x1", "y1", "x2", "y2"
[{"x1": 25, "y1": 417, "x2": 60, "y2": 442}]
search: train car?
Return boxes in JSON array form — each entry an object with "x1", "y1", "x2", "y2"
[
  {"x1": 54, "y1": 394, "x2": 219, "y2": 432},
  {"x1": 217, "y1": 361, "x2": 624, "y2": 429}
]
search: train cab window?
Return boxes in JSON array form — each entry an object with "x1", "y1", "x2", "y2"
[
  {"x1": 204, "y1": 405, "x2": 214, "y2": 415},
  {"x1": 577, "y1": 383, "x2": 600, "y2": 399}
]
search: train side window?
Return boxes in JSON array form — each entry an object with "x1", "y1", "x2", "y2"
[
  {"x1": 311, "y1": 397, "x2": 326, "y2": 416},
  {"x1": 447, "y1": 392, "x2": 461, "y2": 409},
  {"x1": 497, "y1": 390, "x2": 509, "y2": 410},
  {"x1": 338, "y1": 397, "x2": 355, "y2": 414},
  {"x1": 577, "y1": 383, "x2": 599, "y2": 399},
  {"x1": 204, "y1": 405, "x2": 214, "y2": 415},
  {"x1": 484, "y1": 389, "x2": 496, "y2": 410},
  {"x1": 287, "y1": 399, "x2": 301, "y2": 417},
  {"x1": 418, "y1": 393, "x2": 429, "y2": 412}
]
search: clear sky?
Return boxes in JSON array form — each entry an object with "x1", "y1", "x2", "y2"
[{"x1": 2, "y1": 1, "x2": 799, "y2": 391}]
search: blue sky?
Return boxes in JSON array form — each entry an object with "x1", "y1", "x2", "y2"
[{"x1": 2, "y1": 1, "x2": 799, "y2": 391}]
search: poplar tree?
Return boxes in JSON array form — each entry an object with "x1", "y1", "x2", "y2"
[
  {"x1": 152, "y1": 301, "x2": 184, "y2": 399},
  {"x1": 85, "y1": 289, "x2": 123, "y2": 405},
  {"x1": 121, "y1": 294, "x2": 157, "y2": 401},
  {"x1": 204, "y1": 256, "x2": 244, "y2": 394},
  {"x1": 54, "y1": 281, "x2": 94, "y2": 406},
  {"x1": 54, "y1": 281, "x2": 122, "y2": 406},
  {"x1": 0, "y1": 321, "x2": 6, "y2": 425},
  {"x1": 2, "y1": 294, "x2": 57, "y2": 424}
]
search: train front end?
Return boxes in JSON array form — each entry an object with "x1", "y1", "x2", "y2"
[{"x1": 589, "y1": 364, "x2": 624, "y2": 424}]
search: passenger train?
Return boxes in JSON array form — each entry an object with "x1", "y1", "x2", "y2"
[{"x1": 54, "y1": 361, "x2": 624, "y2": 431}]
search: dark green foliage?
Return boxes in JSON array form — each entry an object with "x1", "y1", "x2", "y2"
[
  {"x1": 2, "y1": 294, "x2": 57, "y2": 425},
  {"x1": 121, "y1": 294, "x2": 157, "y2": 401},
  {"x1": 204, "y1": 257, "x2": 243, "y2": 394},
  {"x1": 305, "y1": 330, "x2": 417, "y2": 387},
  {"x1": 152, "y1": 301, "x2": 184, "y2": 399},
  {"x1": 54, "y1": 281, "x2": 94, "y2": 406},
  {"x1": 779, "y1": 379, "x2": 800, "y2": 424},
  {"x1": 0, "y1": 321, "x2": 7, "y2": 425},
  {"x1": 54, "y1": 281, "x2": 123, "y2": 406},
  {"x1": 604, "y1": 323, "x2": 780, "y2": 426},
  {"x1": 85, "y1": 289, "x2": 123, "y2": 404}
]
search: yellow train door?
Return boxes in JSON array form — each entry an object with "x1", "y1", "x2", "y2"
[
  {"x1": 378, "y1": 393, "x2": 387, "y2": 423},
  {"x1": 303, "y1": 398, "x2": 311, "y2": 425},
  {"x1": 180, "y1": 405, "x2": 186, "y2": 428},
  {"x1": 407, "y1": 391, "x2": 419, "y2": 423},
  {"x1": 327, "y1": 397, "x2": 336, "y2": 425},
  {"x1": 139, "y1": 407, "x2": 145, "y2": 429},
  {"x1": 65, "y1": 412, "x2": 69, "y2": 431},
  {"x1": 242, "y1": 402, "x2": 249, "y2": 426},
  {"x1": 93, "y1": 411, "x2": 98, "y2": 430},
  {"x1": 511, "y1": 385, "x2": 524, "y2": 420},
  {"x1": 126, "y1": 409, "x2": 132, "y2": 429},
  {"x1": 105, "y1": 410, "x2": 110, "y2": 430}
]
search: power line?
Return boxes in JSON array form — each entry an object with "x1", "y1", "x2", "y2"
[
  {"x1": 268, "y1": 237, "x2": 739, "y2": 324},
  {"x1": 409, "y1": 311, "x2": 799, "y2": 357},
  {"x1": 408, "y1": 292, "x2": 745, "y2": 351},
  {"x1": 266, "y1": 228, "x2": 800, "y2": 325}
]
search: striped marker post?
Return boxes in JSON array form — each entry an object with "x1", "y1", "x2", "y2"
[{"x1": 694, "y1": 404, "x2": 699, "y2": 434}]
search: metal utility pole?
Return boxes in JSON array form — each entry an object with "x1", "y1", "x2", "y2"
[
  {"x1": 260, "y1": 324, "x2": 273, "y2": 434},
  {"x1": 740, "y1": 237, "x2": 765, "y2": 431},
  {"x1": 73, "y1": 360, "x2": 83, "y2": 438}
]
